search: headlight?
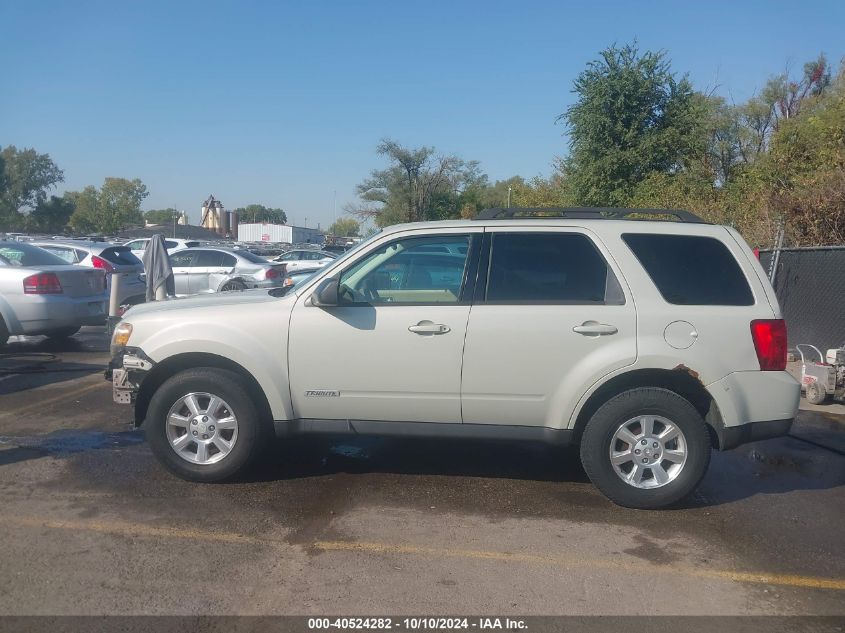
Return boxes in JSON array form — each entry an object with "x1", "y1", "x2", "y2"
[{"x1": 110, "y1": 322, "x2": 133, "y2": 357}]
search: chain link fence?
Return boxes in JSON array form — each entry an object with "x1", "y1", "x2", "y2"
[{"x1": 758, "y1": 246, "x2": 845, "y2": 353}]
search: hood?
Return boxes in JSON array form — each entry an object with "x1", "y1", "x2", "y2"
[{"x1": 123, "y1": 288, "x2": 286, "y2": 317}]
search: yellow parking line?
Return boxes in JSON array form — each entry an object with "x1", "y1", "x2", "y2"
[
  {"x1": 0, "y1": 381, "x2": 105, "y2": 420},
  {"x1": 313, "y1": 540, "x2": 845, "y2": 591},
  {"x1": 1, "y1": 514, "x2": 842, "y2": 592},
  {"x1": 0, "y1": 515, "x2": 269, "y2": 545}
]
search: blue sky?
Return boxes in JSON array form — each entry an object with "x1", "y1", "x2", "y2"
[{"x1": 2, "y1": 0, "x2": 844, "y2": 229}]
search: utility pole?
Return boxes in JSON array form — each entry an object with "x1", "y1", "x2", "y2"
[
  {"x1": 507, "y1": 186, "x2": 512, "y2": 208},
  {"x1": 172, "y1": 207, "x2": 178, "y2": 238}
]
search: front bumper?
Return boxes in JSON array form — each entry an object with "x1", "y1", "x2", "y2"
[{"x1": 106, "y1": 348, "x2": 154, "y2": 405}]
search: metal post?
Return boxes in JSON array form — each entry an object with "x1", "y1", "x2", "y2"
[
  {"x1": 507, "y1": 187, "x2": 512, "y2": 208},
  {"x1": 107, "y1": 272, "x2": 123, "y2": 334},
  {"x1": 768, "y1": 221, "x2": 785, "y2": 285}
]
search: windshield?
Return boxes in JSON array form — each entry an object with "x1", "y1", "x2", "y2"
[{"x1": 0, "y1": 242, "x2": 70, "y2": 267}]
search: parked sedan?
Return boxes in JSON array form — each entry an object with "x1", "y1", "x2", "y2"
[
  {"x1": 272, "y1": 249, "x2": 336, "y2": 272},
  {"x1": 32, "y1": 241, "x2": 146, "y2": 308},
  {"x1": 168, "y1": 247, "x2": 287, "y2": 296},
  {"x1": 124, "y1": 237, "x2": 201, "y2": 262},
  {"x1": 0, "y1": 241, "x2": 108, "y2": 345}
]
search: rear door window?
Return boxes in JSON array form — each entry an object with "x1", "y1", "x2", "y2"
[
  {"x1": 622, "y1": 233, "x2": 754, "y2": 305},
  {"x1": 194, "y1": 250, "x2": 226, "y2": 267},
  {"x1": 169, "y1": 251, "x2": 197, "y2": 267},
  {"x1": 485, "y1": 233, "x2": 618, "y2": 304},
  {"x1": 41, "y1": 245, "x2": 78, "y2": 263}
]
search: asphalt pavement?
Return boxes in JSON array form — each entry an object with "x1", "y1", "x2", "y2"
[{"x1": 0, "y1": 327, "x2": 843, "y2": 616}]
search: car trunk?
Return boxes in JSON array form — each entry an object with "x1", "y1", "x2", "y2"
[{"x1": 52, "y1": 267, "x2": 106, "y2": 297}]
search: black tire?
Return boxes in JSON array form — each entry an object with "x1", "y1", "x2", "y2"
[
  {"x1": 580, "y1": 387, "x2": 711, "y2": 509},
  {"x1": 45, "y1": 326, "x2": 81, "y2": 339},
  {"x1": 805, "y1": 380, "x2": 829, "y2": 405},
  {"x1": 145, "y1": 368, "x2": 270, "y2": 482},
  {"x1": 220, "y1": 279, "x2": 246, "y2": 292},
  {"x1": 0, "y1": 317, "x2": 8, "y2": 347}
]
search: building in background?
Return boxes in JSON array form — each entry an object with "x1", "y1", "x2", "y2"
[
  {"x1": 200, "y1": 195, "x2": 239, "y2": 239},
  {"x1": 237, "y1": 222, "x2": 323, "y2": 244}
]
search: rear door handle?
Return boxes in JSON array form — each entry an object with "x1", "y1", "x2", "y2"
[
  {"x1": 408, "y1": 321, "x2": 451, "y2": 335},
  {"x1": 572, "y1": 322, "x2": 618, "y2": 336}
]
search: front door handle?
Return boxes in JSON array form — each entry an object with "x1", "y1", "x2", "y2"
[
  {"x1": 572, "y1": 322, "x2": 618, "y2": 336},
  {"x1": 408, "y1": 321, "x2": 451, "y2": 335}
]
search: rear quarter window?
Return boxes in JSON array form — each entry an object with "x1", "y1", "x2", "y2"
[{"x1": 622, "y1": 233, "x2": 754, "y2": 306}]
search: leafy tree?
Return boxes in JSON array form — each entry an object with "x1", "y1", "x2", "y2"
[
  {"x1": 68, "y1": 178, "x2": 148, "y2": 234},
  {"x1": 0, "y1": 146, "x2": 64, "y2": 230},
  {"x1": 233, "y1": 204, "x2": 287, "y2": 224},
  {"x1": 328, "y1": 217, "x2": 360, "y2": 237},
  {"x1": 144, "y1": 208, "x2": 180, "y2": 225},
  {"x1": 354, "y1": 138, "x2": 487, "y2": 227},
  {"x1": 27, "y1": 195, "x2": 76, "y2": 233},
  {"x1": 760, "y1": 63, "x2": 845, "y2": 245},
  {"x1": 560, "y1": 43, "x2": 704, "y2": 206}
]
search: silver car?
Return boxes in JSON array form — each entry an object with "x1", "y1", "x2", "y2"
[
  {"x1": 168, "y1": 247, "x2": 287, "y2": 296},
  {"x1": 273, "y1": 249, "x2": 337, "y2": 272},
  {"x1": 32, "y1": 241, "x2": 147, "y2": 308},
  {"x1": 0, "y1": 241, "x2": 108, "y2": 345}
]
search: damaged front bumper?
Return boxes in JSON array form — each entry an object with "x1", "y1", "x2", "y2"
[{"x1": 105, "y1": 348, "x2": 155, "y2": 405}]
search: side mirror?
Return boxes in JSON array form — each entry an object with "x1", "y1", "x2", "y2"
[{"x1": 310, "y1": 277, "x2": 340, "y2": 307}]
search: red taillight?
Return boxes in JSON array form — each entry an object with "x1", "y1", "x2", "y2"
[
  {"x1": 750, "y1": 319, "x2": 787, "y2": 371},
  {"x1": 265, "y1": 268, "x2": 280, "y2": 280},
  {"x1": 23, "y1": 273, "x2": 63, "y2": 294},
  {"x1": 91, "y1": 255, "x2": 114, "y2": 273}
]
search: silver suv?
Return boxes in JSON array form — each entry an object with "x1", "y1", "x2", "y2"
[{"x1": 108, "y1": 208, "x2": 800, "y2": 509}]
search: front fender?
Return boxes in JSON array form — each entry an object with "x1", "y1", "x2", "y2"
[{"x1": 132, "y1": 319, "x2": 292, "y2": 421}]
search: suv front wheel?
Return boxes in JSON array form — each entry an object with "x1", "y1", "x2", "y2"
[
  {"x1": 580, "y1": 388, "x2": 711, "y2": 509},
  {"x1": 146, "y1": 368, "x2": 268, "y2": 482}
]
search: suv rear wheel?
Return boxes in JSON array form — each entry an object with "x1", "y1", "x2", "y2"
[
  {"x1": 146, "y1": 368, "x2": 268, "y2": 482},
  {"x1": 580, "y1": 387, "x2": 711, "y2": 509}
]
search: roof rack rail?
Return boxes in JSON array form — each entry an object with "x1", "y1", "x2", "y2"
[{"x1": 473, "y1": 207, "x2": 709, "y2": 224}]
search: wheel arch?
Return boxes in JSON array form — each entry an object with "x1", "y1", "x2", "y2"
[
  {"x1": 571, "y1": 368, "x2": 726, "y2": 450},
  {"x1": 217, "y1": 277, "x2": 248, "y2": 292},
  {"x1": 134, "y1": 352, "x2": 273, "y2": 428}
]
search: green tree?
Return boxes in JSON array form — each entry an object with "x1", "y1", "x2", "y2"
[
  {"x1": 144, "y1": 208, "x2": 179, "y2": 225},
  {"x1": 328, "y1": 217, "x2": 360, "y2": 237},
  {"x1": 68, "y1": 178, "x2": 148, "y2": 234},
  {"x1": 27, "y1": 195, "x2": 76, "y2": 233},
  {"x1": 233, "y1": 204, "x2": 287, "y2": 224},
  {"x1": 760, "y1": 62, "x2": 845, "y2": 245},
  {"x1": 560, "y1": 43, "x2": 704, "y2": 206},
  {"x1": 354, "y1": 138, "x2": 487, "y2": 227},
  {"x1": 0, "y1": 146, "x2": 64, "y2": 230}
]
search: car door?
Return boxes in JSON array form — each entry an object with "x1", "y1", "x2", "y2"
[
  {"x1": 189, "y1": 250, "x2": 230, "y2": 294},
  {"x1": 288, "y1": 229, "x2": 482, "y2": 423},
  {"x1": 278, "y1": 251, "x2": 304, "y2": 272},
  {"x1": 168, "y1": 250, "x2": 197, "y2": 296},
  {"x1": 460, "y1": 227, "x2": 637, "y2": 429}
]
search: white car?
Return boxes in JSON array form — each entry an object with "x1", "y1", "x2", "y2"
[
  {"x1": 272, "y1": 249, "x2": 336, "y2": 272},
  {"x1": 108, "y1": 208, "x2": 799, "y2": 509},
  {"x1": 32, "y1": 241, "x2": 147, "y2": 308},
  {"x1": 0, "y1": 241, "x2": 108, "y2": 345},
  {"x1": 124, "y1": 238, "x2": 201, "y2": 262}
]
